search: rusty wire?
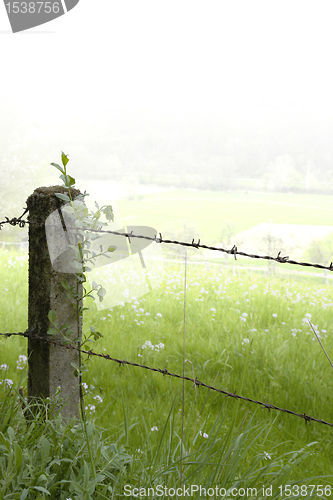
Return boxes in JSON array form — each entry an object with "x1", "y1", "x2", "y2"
[
  {"x1": 1, "y1": 212, "x2": 333, "y2": 272},
  {"x1": 1, "y1": 328, "x2": 333, "y2": 428}
]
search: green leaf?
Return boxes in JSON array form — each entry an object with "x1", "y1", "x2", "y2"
[
  {"x1": 93, "y1": 330, "x2": 103, "y2": 340},
  {"x1": 74, "y1": 219, "x2": 84, "y2": 228},
  {"x1": 73, "y1": 199, "x2": 85, "y2": 209},
  {"x1": 7, "y1": 426, "x2": 15, "y2": 440},
  {"x1": 48, "y1": 310, "x2": 56, "y2": 324},
  {"x1": 83, "y1": 460, "x2": 90, "y2": 486},
  {"x1": 0, "y1": 432, "x2": 10, "y2": 451},
  {"x1": 74, "y1": 193, "x2": 88, "y2": 200},
  {"x1": 104, "y1": 205, "x2": 114, "y2": 221},
  {"x1": 77, "y1": 274, "x2": 86, "y2": 283},
  {"x1": 47, "y1": 328, "x2": 58, "y2": 336},
  {"x1": 107, "y1": 246, "x2": 116, "y2": 253},
  {"x1": 71, "y1": 480, "x2": 85, "y2": 494},
  {"x1": 54, "y1": 193, "x2": 70, "y2": 202},
  {"x1": 20, "y1": 490, "x2": 29, "y2": 500},
  {"x1": 50, "y1": 162, "x2": 64, "y2": 174},
  {"x1": 14, "y1": 442, "x2": 23, "y2": 474},
  {"x1": 68, "y1": 175, "x2": 76, "y2": 186},
  {"x1": 60, "y1": 174, "x2": 75, "y2": 187},
  {"x1": 61, "y1": 204, "x2": 75, "y2": 216},
  {"x1": 40, "y1": 437, "x2": 50, "y2": 465},
  {"x1": 97, "y1": 286, "x2": 106, "y2": 297},
  {"x1": 61, "y1": 280, "x2": 69, "y2": 291},
  {"x1": 32, "y1": 486, "x2": 51, "y2": 495},
  {"x1": 95, "y1": 473, "x2": 106, "y2": 483},
  {"x1": 61, "y1": 151, "x2": 69, "y2": 167}
]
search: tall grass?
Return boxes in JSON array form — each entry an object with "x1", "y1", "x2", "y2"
[{"x1": 0, "y1": 248, "x2": 333, "y2": 495}]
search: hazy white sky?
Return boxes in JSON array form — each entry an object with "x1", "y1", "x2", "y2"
[
  {"x1": 1, "y1": 1, "x2": 333, "y2": 257},
  {"x1": 2, "y1": 1, "x2": 333, "y2": 125}
]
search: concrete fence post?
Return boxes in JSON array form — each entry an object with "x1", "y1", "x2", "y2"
[{"x1": 26, "y1": 186, "x2": 82, "y2": 420}]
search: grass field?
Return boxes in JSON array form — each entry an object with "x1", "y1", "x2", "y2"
[
  {"x1": 114, "y1": 189, "x2": 333, "y2": 243},
  {"x1": 1, "y1": 189, "x2": 333, "y2": 495},
  {"x1": 1, "y1": 245, "x2": 333, "y2": 493},
  {"x1": 112, "y1": 189, "x2": 333, "y2": 278}
]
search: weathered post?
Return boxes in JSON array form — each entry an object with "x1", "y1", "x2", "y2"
[{"x1": 26, "y1": 186, "x2": 82, "y2": 420}]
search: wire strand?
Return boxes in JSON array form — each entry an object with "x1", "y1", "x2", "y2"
[
  {"x1": 1, "y1": 213, "x2": 333, "y2": 272},
  {"x1": 1, "y1": 329, "x2": 332, "y2": 428}
]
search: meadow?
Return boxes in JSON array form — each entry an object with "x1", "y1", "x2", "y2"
[
  {"x1": 1, "y1": 246, "x2": 333, "y2": 497},
  {"x1": 1, "y1": 188, "x2": 333, "y2": 497},
  {"x1": 114, "y1": 189, "x2": 333, "y2": 242}
]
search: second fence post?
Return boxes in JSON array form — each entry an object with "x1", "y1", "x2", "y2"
[{"x1": 26, "y1": 185, "x2": 82, "y2": 420}]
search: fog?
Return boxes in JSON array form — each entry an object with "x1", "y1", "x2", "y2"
[{"x1": 1, "y1": 1, "x2": 333, "y2": 256}]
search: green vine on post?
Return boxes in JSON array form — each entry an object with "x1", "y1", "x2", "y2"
[
  {"x1": 47, "y1": 151, "x2": 116, "y2": 353},
  {"x1": 45, "y1": 152, "x2": 117, "y2": 480}
]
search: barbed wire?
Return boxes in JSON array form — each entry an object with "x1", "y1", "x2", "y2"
[
  {"x1": 1, "y1": 212, "x2": 333, "y2": 273},
  {"x1": 1, "y1": 328, "x2": 332, "y2": 428}
]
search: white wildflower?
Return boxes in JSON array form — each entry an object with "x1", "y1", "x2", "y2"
[{"x1": 1, "y1": 379, "x2": 13, "y2": 387}]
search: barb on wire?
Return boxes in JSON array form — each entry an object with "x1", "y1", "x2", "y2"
[
  {"x1": 2, "y1": 213, "x2": 333, "y2": 272},
  {"x1": 1, "y1": 208, "x2": 29, "y2": 229},
  {"x1": 2, "y1": 329, "x2": 333, "y2": 429},
  {"x1": 276, "y1": 251, "x2": 289, "y2": 263}
]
